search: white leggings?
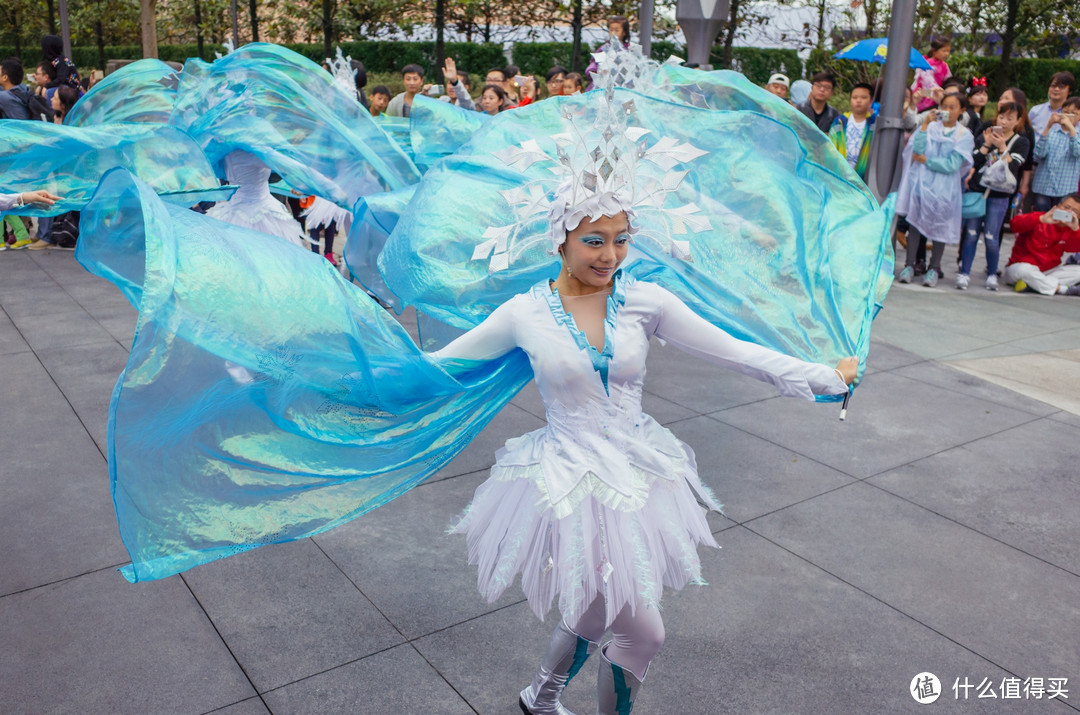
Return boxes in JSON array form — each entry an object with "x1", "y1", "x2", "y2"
[{"x1": 569, "y1": 597, "x2": 665, "y2": 681}]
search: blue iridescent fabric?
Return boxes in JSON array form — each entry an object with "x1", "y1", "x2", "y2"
[
  {"x1": 379, "y1": 88, "x2": 893, "y2": 395},
  {"x1": 409, "y1": 95, "x2": 488, "y2": 169},
  {"x1": 64, "y1": 59, "x2": 181, "y2": 127},
  {"x1": 78, "y1": 169, "x2": 531, "y2": 582},
  {"x1": 0, "y1": 121, "x2": 230, "y2": 216}
]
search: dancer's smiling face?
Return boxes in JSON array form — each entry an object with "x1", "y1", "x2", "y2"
[{"x1": 558, "y1": 213, "x2": 631, "y2": 291}]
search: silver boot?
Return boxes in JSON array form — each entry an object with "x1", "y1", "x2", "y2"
[
  {"x1": 519, "y1": 618, "x2": 598, "y2": 715},
  {"x1": 596, "y1": 644, "x2": 646, "y2": 715}
]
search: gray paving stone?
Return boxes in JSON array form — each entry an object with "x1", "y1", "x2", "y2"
[
  {"x1": 0, "y1": 309, "x2": 30, "y2": 355},
  {"x1": 643, "y1": 338, "x2": 778, "y2": 413},
  {"x1": 36, "y1": 341, "x2": 128, "y2": 452},
  {"x1": 665, "y1": 416, "x2": 854, "y2": 523},
  {"x1": 870, "y1": 312, "x2": 997, "y2": 360},
  {"x1": 0, "y1": 354, "x2": 126, "y2": 595},
  {"x1": 870, "y1": 418, "x2": 1080, "y2": 574},
  {"x1": 431, "y1": 401, "x2": 545, "y2": 482},
  {"x1": 0, "y1": 281, "x2": 85, "y2": 319},
  {"x1": 864, "y1": 337, "x2": 925, "y2": 373},
  {"x1": 262, "y1": 644, "x2": 473, "y2": 714},
  {"x1": 710, "y1": 371, "x2": 1039, "y2": 479},
  {"x1": 182, "y1": 538, "x2": 403, "y2": 693},
  {"x1": 652, "y1": 528, "x2": 1017, "y2": 714},
  {"x1": 12, "y1": 309, "x2": 117, "y2": 352},
  {"x1": 413, "y1": 600, "x2": 581, "y2": 715},
  {"x1": 750, "y1": 482, "x2": 1080, "y2": 680},
  {"x1": 206, "y1": 697, "x2": 271, "y2": 715},
  {"x1": 315, "y1": 469, "x2": 525, "y2": 640},
  {"x1": 899, "y1": 359, "x2": 1060, "y2": 417},
  {"x1": 0, "y1": 568, "x2": 255, "y2": 714}
]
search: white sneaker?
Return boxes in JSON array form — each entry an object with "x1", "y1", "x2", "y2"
[
  {"x1": 955, "y1": 274, "x2": 970, "y2": 290},
  {"x1": 986, "y1": 275, "x2": 999, "y2": 291}
]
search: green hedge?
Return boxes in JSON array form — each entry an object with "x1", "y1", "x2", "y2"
[
  {"x1": 0, "y1": 40, "x2": 504, "y2": 76},
  {"x1": 716, "y1": 47, "x2": 803, "y2": 85},
  {"x1": 511, "y1": 40, "x2": 687, "y2": 76}
]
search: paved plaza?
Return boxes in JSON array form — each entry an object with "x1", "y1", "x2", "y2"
[{"x1": 2, "y1": 246, "x2": 1079, "y2": 714}]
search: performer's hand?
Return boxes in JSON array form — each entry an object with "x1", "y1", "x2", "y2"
[
  {"x1": 912, "y1": 153, "x2": 927, "y2": 164},
  {"x1": 834, "y1": 356, "x2": 858, "y2": 385},
  {"x1": 20, "y1": 189, "x2": 60, "y2": 206}
]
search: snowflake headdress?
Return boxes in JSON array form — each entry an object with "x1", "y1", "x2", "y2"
[
  {"x1": 473, "y1": 42, "x2": 711, "y2": 271},
  {"x1": 325, "y1": 47, "x2": 359, "y2": 103}
]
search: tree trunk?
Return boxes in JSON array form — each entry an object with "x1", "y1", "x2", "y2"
[
  {"x1": 45, "y1": 0, "x2": 57, "y2": 35},
  {"x1": 915, "y1": 0, "x2": 946, "y2": 47},
  {"x1": 435, "y1": 0, "x2": 445, "y2": 74},
  {"x1": 140, "y1": 0, "x2": 158, "y2": 59},
  {"x1": 248, "y1": 0, "x2": 258, "y2": 42},
  {"x1": 996, "y1": 0, "x2": 1019, "y2": 90},
  {"x1": 9, "y1": 9, "x2": 21, "y2": 58},
  {"x1": 322, "y1": 0, "x2": 332, "y2": 59},
  {"x1": 95, "y1": 19, "x2": 105, "y2": 69},
  {"x1": 721, "y1": 0, "x2": 741, "y2": 69},
  {"x1": 969, "y1": 0, "x2": 981, "y2": 54},
  {"x1": 816, "y1": 0, "x2": 827, "y2": 49},
  {"x1": 194, "y1": 0, "x2": 204, "y2": 59},
  {"x1": 865, "y1": 0, "x2": 877, "y2": 36},
  {"x1": 571, "y1": 0, "x2": 583, "y2": 72}
]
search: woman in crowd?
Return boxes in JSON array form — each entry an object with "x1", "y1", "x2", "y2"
[
  {"x1": 897, "y1": 92, "x2": 974, "y2": 287},
  {"x1": 480, "y1": 83, "x2": 508, "y2": 116},
  {"x1": 959, "y1": 101, "x2": 1030, "y2": 290},
  {"x1": 51, "y1": 85, "x2": 80, "y2": 124},
  {"x1": 546, "y1": 66, "x2": 567, "y2": 98}
]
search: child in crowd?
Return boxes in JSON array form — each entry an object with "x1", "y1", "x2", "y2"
[
  {"x1": 1004, "y1": 194, "x2": 1080, "y2": 295},
  {"x1": 563, "y1": 73, "x2": 584, "y2": 95},
  {"x1": 368, "y1": 86, "x2": 390, "y2": 117},
  {"x1": 896, "y1": 93, "x2": 974, "y2": 287},
  {"x1": 913, "y1": 38, "x2": 952, "y2": 112},
  {"x1": 958, "y1": 101, "x2": 1030, "y2": 290},
  {"x1": 828, "y1": 82, "x2": 876, "y2": 183}
]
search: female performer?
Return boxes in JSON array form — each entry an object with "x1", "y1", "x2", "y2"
[{"x1": 432, "y1": 198, "x2": 856, "y2": 713}]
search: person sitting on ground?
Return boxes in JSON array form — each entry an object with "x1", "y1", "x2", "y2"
[
  {"x1": 51, "y1": 84, "x2": 79, "y2": 124},
  {"x1": 1003, "y1": 193, "x2": 1080, "y2": 295},
  {"x1": 828, "y1": 81, "x2": 877, "y2": 183},
  {"x1": 386, "y1": 64, "x2": 424, "y2": 118},
  {"x1": 764, "y1": 73, "x2": 790, "y2": 101},
  {"x1": 441, "y1": 57, "x2": 475, "y2": 111},
  {"x1": 563, "y1": 72, "x2": 584, "y2": 96},
  {"x1": 796, "y1": 72, "x2": 840, "y2": 133},
  {"x1": 479, "y1": 83, "x2": 507, "y2": 116},
  {"x1": 368, "y1": 86, "x2": 390, "y2": 117},
  {"x1": 1031, "y1": 97, "x2": 1080, "y2": 213},
  {"x1": 546, "y1": 66, "x2": 567, "y2": 97},
  {"x1": 41, "y1": 34, "x2": 82, "y2": 93}
]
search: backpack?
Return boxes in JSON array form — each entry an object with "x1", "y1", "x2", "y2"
[{"x1": 24, "y1": 92, "x2": 54, "y2": 122}]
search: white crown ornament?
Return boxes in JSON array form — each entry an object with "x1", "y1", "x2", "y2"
[
  {"x1": 472, "y1": 38, "x2": 711, "y2": 272},
  {"x1": 326, "y1": 47, "x2": 360, "y2": 104}
]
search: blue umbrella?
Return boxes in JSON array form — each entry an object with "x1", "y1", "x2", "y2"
[{"x1": 833, "y1": 38, "x2": 932, "y2": 71}]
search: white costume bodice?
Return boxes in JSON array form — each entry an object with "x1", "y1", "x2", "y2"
[{"x1": 435, "y1": 272, "x2": 847, "y2": 516}]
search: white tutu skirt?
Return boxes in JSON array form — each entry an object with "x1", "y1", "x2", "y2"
[
  {"x1": 302, "y1": 196, "x2": 352, "y2": 234},
  {"x1": 452, "y1": 421, "x2": 721, "y2": 627},
  {"x1": 206, "y1": 196, "x2": 308, "y2": 248}
]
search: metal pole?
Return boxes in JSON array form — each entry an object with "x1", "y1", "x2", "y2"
[
  {"x1": 867, "y1": 0, "x2": 917, "y2": 202},
  {"x1": 639, "y1": 0, "x2": 654, "y2": 58},
  {"x1": 231, "y1": 0, "x2": 240, "y2": 48},
  {"x1": 58, "y1": 0, "x2": 72, "y2": 60}
]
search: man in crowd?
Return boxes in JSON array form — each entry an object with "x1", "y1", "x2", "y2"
[
  {"x1": 764, "y1": 73, "x2": 789, "y2": 101},
  {"x1": 796, "y1": 72, "x2": 840, "y2": 133},
  {"x1": 546, "y1": 66, "x2": 567, "y2": 97},
  {"x1": 828, "y1": 82, "x2": 877, "y2": 183},
  {"x1": 386, "y1": 64, "x2": 424, "y2": 118},
  {"x1": 368, "y1": 86, "x2": 390, "y2": 117},
  {"x1": 1004, "y1": 193, "x2": 1080, "y2": 296},
  {"x1": 0, "y1": 58, "x2": 32, "y2": 120},
  {"x1": 1031, "y1": 96, "x2": 1080, "y2": 212},
  {"x1": 1028, "y1": 72, "x2": 1074, "y2": 136}
]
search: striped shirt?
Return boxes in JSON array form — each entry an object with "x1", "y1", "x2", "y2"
[{"x1": 1032, "y1": 127, "x2": 1080, "y2": 197}]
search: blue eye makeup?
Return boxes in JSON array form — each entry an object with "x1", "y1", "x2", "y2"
[{"x1": 578, "y1": 235, "x2": 606, "y2": 246}]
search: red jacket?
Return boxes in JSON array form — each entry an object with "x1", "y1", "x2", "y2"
[{"x1": 1007, "y1": 212, "x2": 1080, "y2": 273}]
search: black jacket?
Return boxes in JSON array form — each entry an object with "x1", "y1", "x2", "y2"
[{"x1": 796, "y1": 100, "x2": 841, "y2": 133}]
